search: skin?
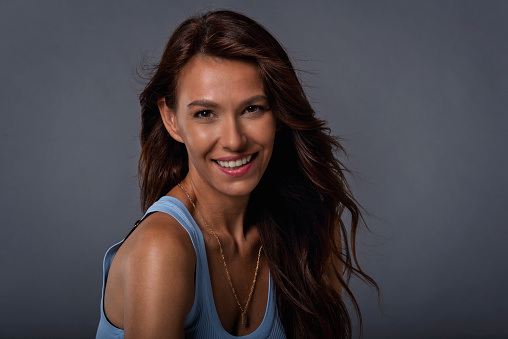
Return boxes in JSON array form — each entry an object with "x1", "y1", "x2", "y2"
[{"x1": 104, "y1": 56, "x2": 277, "y2": 337}]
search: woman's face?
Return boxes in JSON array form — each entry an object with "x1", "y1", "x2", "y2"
[{"x1": 159, "y1": 56, "x2": 277, "y2": 198}]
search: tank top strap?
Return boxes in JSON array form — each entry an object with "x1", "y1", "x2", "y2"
[
  {"x1": 143, "y1": 196, "x2": 207, "y2": 327},
  {"x1": 144, "y1": 196, "x2": 204, "y2": 257}
]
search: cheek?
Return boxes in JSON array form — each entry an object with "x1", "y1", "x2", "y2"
[
  {"x1": 188, "y1": 128, "x2": 213, "y2": 144},
  {"x1": 258, "y1": 117, "x2": 277, "y2": 147},
  {"x1": 180, "y1": 124, "x2": 218, "y2": 158}
]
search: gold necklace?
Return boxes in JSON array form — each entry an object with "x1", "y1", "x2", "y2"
[{"x1": 178, "y1": 183, "x2": 263, "y2": 326}]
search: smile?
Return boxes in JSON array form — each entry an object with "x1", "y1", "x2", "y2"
[{"x1": 215, "y1": 154, "x2": 254, "y2": 169}]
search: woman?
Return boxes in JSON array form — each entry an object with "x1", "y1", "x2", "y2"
[{"x1": 97, "y1": 10, "x2": 377, "y2": 339}]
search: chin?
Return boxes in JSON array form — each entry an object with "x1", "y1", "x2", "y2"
[{"x1": 219, "y1": 180, "x2": 260, "y2": 197}]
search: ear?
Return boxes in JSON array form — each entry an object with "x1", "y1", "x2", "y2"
[{"x1": 158, "y1": 97, "x2": 184, "y2": 143}]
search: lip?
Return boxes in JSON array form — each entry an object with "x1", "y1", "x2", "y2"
[{"x1": 213, "y1": 153, "x2": 256, "y2": 177}]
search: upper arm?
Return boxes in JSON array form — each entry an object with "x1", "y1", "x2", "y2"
[{"x1": 121, "y1": 213, "x2": 195, "y2": 339}]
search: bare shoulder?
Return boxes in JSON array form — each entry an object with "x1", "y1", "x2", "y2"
[
  {"x1": 120, "y1": 212, "x2": 195, "y2": 268},
  {"x1": 114, "y1": 212, "x2": 196, "y2": 337}
]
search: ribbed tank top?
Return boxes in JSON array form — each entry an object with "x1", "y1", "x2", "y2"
[{"x1": 96, "y1": 196, "x2": 286, "y2": 338}]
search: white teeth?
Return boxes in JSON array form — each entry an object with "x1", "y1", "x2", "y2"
[{"x1": 216, "y1": 155, "x2": 253, "y2": 168}]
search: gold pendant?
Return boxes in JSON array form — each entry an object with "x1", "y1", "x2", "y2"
[{"x1": 241, "y1": 313, "x2": 248, "y2": 325}]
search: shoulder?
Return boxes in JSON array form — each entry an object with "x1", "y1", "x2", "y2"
[
  {"x1": 116, "y1": 212, "x2": 196, "y2": 336},
  {"x1": 118, "y1": 211, "x2": 196, "y2": 290},
  {"x1": 121, "y1": 211, "x2": 195, "y2": 265}
]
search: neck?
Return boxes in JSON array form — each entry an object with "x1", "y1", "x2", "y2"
[{"x1": 180, "y1": 175, "x2": 253, "y2": 243}]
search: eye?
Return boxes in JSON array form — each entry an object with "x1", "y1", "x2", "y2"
[
  {"x1": 244, "y1": 105, "x2": 266, "y2": 114},
  {"x1": 194, "y1": 110, "x2": 214, "y2": 118}
]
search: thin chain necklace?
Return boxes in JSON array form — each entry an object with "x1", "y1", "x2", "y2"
[{"x1": 178, "y1": 183, "x2": 263, "y2": 326}]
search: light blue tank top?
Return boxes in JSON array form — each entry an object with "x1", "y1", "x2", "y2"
[{"x1": 96, "y1": 196, "x2": 286, "y2": 338}]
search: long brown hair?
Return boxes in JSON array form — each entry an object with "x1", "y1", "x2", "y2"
[{"x1": 139, "y1": 10, "x2": 377, "y2": 338}]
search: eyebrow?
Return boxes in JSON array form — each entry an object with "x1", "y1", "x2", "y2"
[
  {"x1": 187, "y1": 100, "x2": 218, "y2": 109},
  {"x1": 242, "y1": 95, "x2": 268, "y2": 106},
  {"x1": 187, "y1": 95, "x2": 268, "y2": 109}
]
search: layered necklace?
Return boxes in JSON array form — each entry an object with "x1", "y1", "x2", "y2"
[{"x1": 178, "y1": 183, "x2": 263, "y2": 326}]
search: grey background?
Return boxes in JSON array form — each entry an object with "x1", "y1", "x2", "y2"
[{"x1": 1, "y1": 1, "x2": 507, "y2": 338}]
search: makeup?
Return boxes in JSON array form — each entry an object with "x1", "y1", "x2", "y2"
[{"x1": 213, "y1": 153, "x2": 256, "y2": 177}]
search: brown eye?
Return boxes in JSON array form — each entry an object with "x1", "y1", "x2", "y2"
[
  {"x1": 194, "y1": 110, "x2": 214, "y2": 118},
  {"x1": 244, "y1": 105, "x2": 265, "y2": 114}
]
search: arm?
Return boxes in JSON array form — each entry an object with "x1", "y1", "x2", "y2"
[{"x1": 121, "y1": 213, "x2": 196, "y2": 338}]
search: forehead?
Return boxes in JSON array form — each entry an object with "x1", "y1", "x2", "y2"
[{"x1": 175, "y1": 56, "x2": 265, "y2": 106}]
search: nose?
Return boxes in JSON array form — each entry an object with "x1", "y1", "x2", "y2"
[{"x1": 219, "y1": 116, "x2": 247, "y2": 151}]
